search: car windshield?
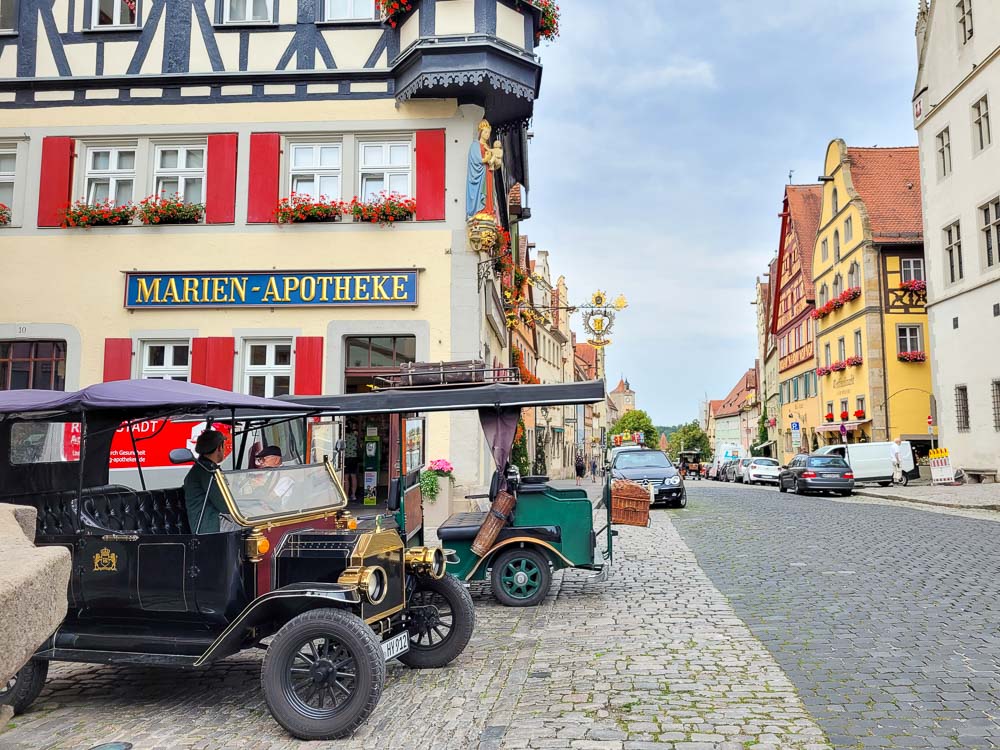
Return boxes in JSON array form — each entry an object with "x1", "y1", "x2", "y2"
[
  {"x1": 614, "y1": 452, "x2": 672, "y2": 470},
  {"x1": 807, "y1": 457, "x2": 849, "y2": 468},
  {"x1": 753, "y1": 458, "x2": 779, "y2": 466},
  {"x1": 221, "y1": 462, "x2": 347, "y2": 522}
]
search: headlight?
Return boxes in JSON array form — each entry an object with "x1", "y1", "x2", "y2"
[{"x1": 669, "y1": 475, "x2": 681, "y2": 486}]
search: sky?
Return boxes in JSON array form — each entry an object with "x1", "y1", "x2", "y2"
[{"x1": 526, "y1": 0, "x2": 921, "y2": 426}]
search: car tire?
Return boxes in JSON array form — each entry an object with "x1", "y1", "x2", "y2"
[
  {"x1": 0, "y1": 659, "x2": 48, "y2": 715},
  {"x1": 261, "y1": 607, "x2": 384, "y2": 741},
  {"x1": 778, "y1": 481, "x2": 788, "y2": 493},
  {"x1": 399, "y1": 574, "x2": 475, "y2": 669},
  {"x1": 900, "y1": 474, "x2": 909, "y2": 487},
  {"x1": 491, "y1": 547, "x2": 552, "y2": 607},
  {"x1": 673, "y1": 493, "x2": 687, "y2": 509}
]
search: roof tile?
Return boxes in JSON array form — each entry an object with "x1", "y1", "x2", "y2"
[{"x1": 846, "y1": 147, "x2": 923, "y2": 243}]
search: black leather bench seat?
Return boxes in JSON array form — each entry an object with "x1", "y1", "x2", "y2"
[{"x1": 436, "y1": 511, "x2": 487, "y2": 541}]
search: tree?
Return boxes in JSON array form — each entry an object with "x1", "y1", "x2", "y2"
[
  {"x1": 664, "y1": 421, "x2": 711, "y2": 462},
  {"x1": 609, "y1": 410, "x2": 658, "y2": 449}
]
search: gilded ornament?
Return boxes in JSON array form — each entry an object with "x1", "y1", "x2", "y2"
[{"x1": 93, "y1": 547, "x2": 118, "y2": 572}]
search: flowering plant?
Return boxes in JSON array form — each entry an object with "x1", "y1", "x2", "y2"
[
  {"x1": 349, "y1": 192, "x2": 417, "y2": 226},
  {"x1": 845, "y1": 355, "x2": 863, "y2": 367},
  {"x1": 816, "y1": 365, "x2": 831, "y2": 377},
  {"x1": 428, "y1": 459, "x2": 454, "y2": 476},
  {"x1": 840, "y1": 286, "x2": 862, "y2": 302},
  {"x1": 840, "y1": 411, "x2": 850, "y2": 421},
  {"x1": 61, "y1": 199, "x2": 137, "y2": 228},
  {"x1": 830, "y1": 360, "x2": 848, "y2": 372},
  {"x1": 0, "y1": 203, "x2": 9, "y2": 225},
  {"x1": 900, "y1": 279, "x2": 927, "y2": 294},
  {"x1": 532, "y1": 0, "x2": 560, "y2": 41},
  {"x1": 898, "y1": 350, "x2": 927, "y2": 362},
  {"x1": 375, "y1": 0, "x2": 412, "y2": 28},
  {"x1": 419, "y1": 457, "x2": 455, "y2": 502},
  {"x1": 275, "y1": 194, "x2": 344, "y2": 223},
  {"x1": 138, "y1": 194, "x2": 204, "y2": 225},
  {"x1": 512, "y1": 347, "x2": 539, "y2": 384},
  {"x1": 853, "y1": 409, "x2": 866, "y2": 419},
  {"x1": 825, "y1": 412, "x2": 835, "y2": 422}
]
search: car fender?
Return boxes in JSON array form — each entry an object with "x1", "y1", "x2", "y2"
[
  {"x1": 464, "y1": 537, "x2": 573, "y2": 581},
  {"x1": 195, "y1": 583, "x2": 361, "y2": 666}
]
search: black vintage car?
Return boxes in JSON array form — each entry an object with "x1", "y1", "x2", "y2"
[
  {"x1": 609, "y1": 447, "x2": 687, "y2": 508},
  {"x1": 0, "y1": 380, "x2": 474, "y2": 740}
]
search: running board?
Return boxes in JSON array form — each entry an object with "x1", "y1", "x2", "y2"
[{"x1": 34, "y1": 648, "x2": 202, "y2": 669}]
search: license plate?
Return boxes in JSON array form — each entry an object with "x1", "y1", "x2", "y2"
[
  {"x1": 381, "y1": 631, "x2": 410, "y2": 661},
  {"x1": 821, "y1": 473, "x2": 839, "y2": 478}
]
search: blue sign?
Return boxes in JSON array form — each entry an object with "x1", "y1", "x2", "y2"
[
  {"x1": 790, "y1": 421, "x2": 800, "y2": 430},
  {"x1": 124, "y1": 270, "x2": 418, "y2": 309}
]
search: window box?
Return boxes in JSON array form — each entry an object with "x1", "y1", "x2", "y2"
[
  {"x1": 844, "y1": 355, "x2": 863, "y2": 368},
  {"x1": 830, "y1": 361, "x2": 847, "y2": 373},
  {"x1": 348, "y1": 191, "x2": 416, "y2": 226},
  {"x1": 816, "y1": 366, "x2": 831, "y2": 377},
  {"x1": 0, "y1": 202, "x2": 9, "y2": 225},
  {"x1": 275, "y1": 195, "x2": 345, "y2": 223},
  {"x1": 62, "y1": 199, "x2": 137, "y2": 227},
  {"x1": 840, "y1": 411, "x2": 850, "y2": 421},
  {"x1": 900, "y1": 279, "x2": 927, "y2": 294},
  {"x1": 853, "y1": 410, "x2": 866, "y2": 420},
  {"x1": 898, "y1": 351, "x2": 927, "y2": 363},
  {"x1": 824, "y1": 412, "x2": 835, "y2": 422},
  {"x1": 138, "y1": 194, "x2": 204, "y2": 225}
]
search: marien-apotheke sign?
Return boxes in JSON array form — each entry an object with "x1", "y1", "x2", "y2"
[{"x1": 124, "y1": 270, "x2": 418, "y2": 309}]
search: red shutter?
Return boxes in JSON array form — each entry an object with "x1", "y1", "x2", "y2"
[
  {"x1": 103, "y1": 338, "x2": 133, "y2": 382},
  {"x1": 190, "y1": 337, "x2": 235, "y2": 390},
  {"x1": 294, "y1": 337, "x2": 324, "y2": 395},
  {"x1": 37, "y1": 137, "x2": 76, "y2": 227},
  {"x1": 205, "y1": 133, "x2": 238, "y2": 224},
  {"x1": 415, "y1": 129, "x2": 446, "y2": 221},
  {"x1": 247, "y1": 133, "x2": 280, "y2": 223}
]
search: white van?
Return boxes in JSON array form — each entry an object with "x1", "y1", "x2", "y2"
[{"x1": 813, "y1": 442, "x2": 916, "y2": 485}]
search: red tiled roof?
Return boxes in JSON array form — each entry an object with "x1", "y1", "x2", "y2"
[
  {"x1": 786, "y1": 184, "x2": 822, "y2": 299},
  {"x1": 575, "y1": 344, "x2": 598, "y2": 378},
  {"x1": 508, "y1": 184, "x2": 522, "y2": 210},
  {"x1": 708, "y1": 399, "x2": 724, "y2": 416},
  {"x1": 846, "y1": 147, "x2": 923, "y2": 244},
  {"x1": 611, "y1": 377, "x2": 631, "y2": 394},
  {"x1": 715, "y1": 369, "x2": 757, "y2": 418}
]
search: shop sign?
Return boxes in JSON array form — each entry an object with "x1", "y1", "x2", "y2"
[
  {"x1": 63, "y1": 420, "x2": 232, "y2": 468},
  {"x1": 124, "y1": 270, "x2": 418, "y2": 309}
]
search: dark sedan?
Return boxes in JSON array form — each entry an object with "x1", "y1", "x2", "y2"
[
  {"x1": 610, "y1": 449, "x2": 687, "y2": 508},
  {"x1": 778, "y1": 454, "x2": 855, "y2": 496}
]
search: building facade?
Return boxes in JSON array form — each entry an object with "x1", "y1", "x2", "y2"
[
  {"x1": 0, "y1": 0, "x2": 549, "y2": 503},
  {"x1": 812, "y1": 141, "x2": 931, "y2": 451},
  {"x1": 712, "y1": 368, "x2": 757, "y2": 463},
  {"x1": 914, "y1": 0, "x2": 1000, "y2": 474}
]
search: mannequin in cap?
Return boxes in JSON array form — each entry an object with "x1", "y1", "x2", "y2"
[{"x1": 183, "y1": 429, "x2": 230, "y2": 534}]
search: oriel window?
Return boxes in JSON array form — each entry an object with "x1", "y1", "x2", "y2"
[
  {"x1": 154, "y1": 145, "x2": 205, "y2": 204},
  {"x1": 86, "y1": 146, "x2": 136, "y2": 206}
]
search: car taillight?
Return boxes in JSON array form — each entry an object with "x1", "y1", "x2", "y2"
[
  {"x1": 843, "y1": 472, "x2": 854, "y2": 479},
  {"x1": 801, "y1": 471, "x2": 817, "y2": 478}
]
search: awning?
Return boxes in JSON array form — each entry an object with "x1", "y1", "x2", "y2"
[
  {"x1": 752, "y1": 440, "x2": 776, "y2": 451},
  {"x1": 815, "y1": 419, "x2": 871, "y2": 434}
]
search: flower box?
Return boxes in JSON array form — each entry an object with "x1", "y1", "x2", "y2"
[
  {"x1": 275, "y1": 194, "x2": 345, "y2": 224},
  {"x1": 898, "y1": 350, "x2": 927, "y2": 363},
  {"x1": 0, "y1": 203, "x2": 10, "y2": 226},
  {"x1": 532, "y1": 0, "x2": 560, "y2": 41},
  {"x1": 845, "y1": 355, "x2": 863, "y2": 367},
  {"x1": 830, "y1": 361, "x2": 848, "y2": 372},
  {"x1": 839, "y1": 286, "x2": 862, "y2": 303},
  {"x1": 61, "y1": 199, "x2": 137, "y2": 228},
  {"x1": 853, "y1": 410, "x2": 866, "y2": 419},
  {"x1": 816, "y1": 366, "x2": 831, "y2": 376},
  {"x1": 900, "y1": 279, "x2": 927, "y2": 294},
  {"x1": 840, "y1": 411, "x2": 850, "y2": 421},
  {"x1": 349, "y1": 192, "x2": 416, "y2": 226},
  {"x1": 376, "y1": 0, "x2": 413, "y2": 28},
  {"x1": 138, "y1": 194, "x2": 204, "y2": 225},
  {"x1": 825, "y1": 413, "x2": 835, "y2": 422}
]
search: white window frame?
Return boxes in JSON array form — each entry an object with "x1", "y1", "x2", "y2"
[
  {"x1": 936, "y1": 127, "x2": 952, "y2": 178},
  {"x1": 223, "y1": 0, "x2": 273, "y2": 24},
  {"x1": 901, "y1": 258, "x2": 925, "y2": 282},
  {"x1": 981, "y1": 196, "x2": 1000, "y2": 270},
  {"x1": 944, "y1": 220, "x2": 964, "y2": 284},
  {"x1": 972, "y1": 95, "x2": 991, "y2": 153},
  {"x1": 957, "y1": 0, "x2": 973, "y2": 44},
  {"x1": 0, "y1": 147, "x2": 15, "y2": 221},
  {"x1": 324, "y1": 0, "x2": 376, "y2": 20},
  {"x1": 288, "y1": 142, "x2": 343, "y2": 202},
  {"x1": 358, "y1": 138, "x2": 413, "y2": 200},
  {"x1": 140, "y1": 340, "x2": 191, "y2": 381},
  {"x1": 93, "y1": 0, "x2": 138, "y2": 27},
  {"x1": 243, "y1": 339, "x2": 293, "y2": 398},
  {"x1": 85, "y1": 144, "x2": 137, "y2": 206},
  {"x1": 153, "y1": 144, "x2": 206, "y2": 205},
  {"x1": 897, "y1": 324, "x2": 923, "y2": 354}
]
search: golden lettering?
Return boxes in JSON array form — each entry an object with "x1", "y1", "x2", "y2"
[
  {"x1": 262, "y1": 276, "x2": 281, "y2": 303},
  {"x1": 300, "y1": 276, "x2": 316, "y2": 302},
  {"x1": 372, "y1": 275, "x2": 390, "y2": 301},
  {"x1": 201, "y1": 277, "x2": 211, "y2": 303},
  {"x1": 162, "y1": 278, "x2": 181, "y2": 303},
  {"x1": 181, "y1": 278, "x2": 199, "y2": 304},
  {"x1": 211, "y1": 277, "x2": 227, "y2": 303},
  {"x1": 392, "y1": 274, "x2": 408, "y2": 300},
  {"x1": 230, "y1": 277, "x2": 247, "y2": 303},
  {"x1": 354, "y1": 276, "x2": 370, "y2": 301},
  {"x1": 136, "y1": 277, "x2": 161, "y2": 304},
  {"x1": 282, "y1": 276, "x2": 301, "y2": 301},
  {"x1": 333, "y1": 276, "x2": 350, "y2": 301},
  {"x1": 318, "y1": 276, "x2": 334, "y2": 301}
]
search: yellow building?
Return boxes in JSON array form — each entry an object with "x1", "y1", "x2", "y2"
[{"x1": 811, "y1": 141, "x2": 932, "y2": 449}]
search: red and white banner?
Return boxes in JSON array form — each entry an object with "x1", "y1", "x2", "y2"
[{"x1": 63, "y1": 420, "x2": 233, "y2": 468}]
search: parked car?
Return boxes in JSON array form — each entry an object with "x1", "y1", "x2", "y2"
[
  {"x1": 778, "y1": 454, "x2": 855, "y2": 496},
  {"x1": 743, "y1": 457, "x2": 781, "y2": 485},
  {"x1": 721, "y1": 460, "x2": 739, "y2": 482},
  {"x1": 610, "y1": 448, "x2": 687, "y2": 508},
  {"x1": 732, "y1": 458, "x2": 753, "y2": 483},
  {"x1": 812, "y1": 442, "x2": 916, "y2": 486}
]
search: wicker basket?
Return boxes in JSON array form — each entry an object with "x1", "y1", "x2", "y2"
[{"x1": 611, "y1": 480, "x2": 651, "y2": 527}]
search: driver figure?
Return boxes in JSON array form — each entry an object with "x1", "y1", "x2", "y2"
[
  {"x1": 184, "y1": 429, "x2": 230, "y2": 534},
  {"x1": 254, "y1": 445, "x2": 296, "y2": 506}
]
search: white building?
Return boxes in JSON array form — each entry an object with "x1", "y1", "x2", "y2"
[{"x1": 914, "y1": 0, "x2": 1000, "y2": 477}]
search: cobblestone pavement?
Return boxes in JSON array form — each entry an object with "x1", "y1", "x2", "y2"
[
  {"x1": 1, "y1": 483, "x2": 829, "y2": 750},
  {"x1": 853, "y1": 481, "x2": 1000, "y2": 511},
  {"x1": 674, "y1": 482, "x2": 1000, "y2": 749}
]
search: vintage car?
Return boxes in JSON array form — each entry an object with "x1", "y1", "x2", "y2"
[{"x1": 0, "y1": 380, "x2": 473, "y2": 740}]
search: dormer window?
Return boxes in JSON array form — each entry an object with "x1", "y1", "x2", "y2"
[
  {"x1": 325, "y1": 0, "x2": 376, "y2": 20},
  {"x1": 95, "y1": 0, "x2": 137, "y2": 27},
  {"x1": 957, "y1": 0, "x2": 973, "y2": 44},
  {"x1": 225, "y1": 0, "x2": 272, "y2": 24}
]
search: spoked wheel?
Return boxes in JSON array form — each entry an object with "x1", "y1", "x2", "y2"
[
  {"x1": 491, "y1": 547, "x2": 552, "y2": 607},
  {"x1": 0, "y1": 659, "x2": 48, "y2": 715},
  {"x1": 399, "y1": 574, "x2": 474, "y2": 669},
  {"x1": 262, "y1": 608, "x2": 384, "y2": 741}
]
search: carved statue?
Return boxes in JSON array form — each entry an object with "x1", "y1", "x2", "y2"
[{"x1": 467, "y1": 119, "x2": 503, "y2": 221}]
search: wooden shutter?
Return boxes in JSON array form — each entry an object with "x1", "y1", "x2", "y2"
[
  {"x1": 247, "y1": 133, "x2": 280, "y2": 223},
  {"x1": 205, "y1": 133, "x2": 238, "y2": 224},
  {"x1": 37, "y1": 137, "x2": 76, "y2": 227},
  {"x1": 103, "y1": 338, "x2": 133, "y2": 381},
  {"x1": 190, "y1": 337, "x2": 235, "y2": 390},
  {"x1": 415, "y1": 129, "x2": 446, "y2": 221},
  {"x1": 294, "y1": 336, "x2": 324, "y2": 395}
]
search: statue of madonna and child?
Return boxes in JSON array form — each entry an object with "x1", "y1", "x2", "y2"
[{"x1": 466, "y1": 119, "x2": 504, "y2": 222}]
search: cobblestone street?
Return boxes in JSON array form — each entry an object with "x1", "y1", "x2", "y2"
[
  {"x1": 1, "y1": 482, "x2": 830, "y2": 750},
  {"x1": 675, "y1": 482, "x2": 1000, "y2": 749}
]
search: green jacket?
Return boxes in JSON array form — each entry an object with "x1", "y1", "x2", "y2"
[{"x1": 184, "y1": 457, "x2": 229, "y2": 534}]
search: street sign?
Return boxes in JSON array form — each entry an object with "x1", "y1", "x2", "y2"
[{"x1": 790, "y1": 422, "x2": 801, "y2": 448}]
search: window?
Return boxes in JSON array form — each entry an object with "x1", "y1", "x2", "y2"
[
  {"x1": 0, "y1": 148, "x2": 14, "y2": 217},
  {"x1": 821, "y1": 239, "x2": 829, "y2": 262},
  {"x1": 819, "y1": 284, "x2": 829, "y2": 306},
  {"x1": 244, "y1": 340, "x2": 292, "y2": 398},
  {"x1": 0, "y1": 341, "x2": 67, "y2": 390},
  {"x1": 832, "y1": 188, "x2": 839, "y2": 215},
  {"x1": 826, "y1": 401, "x2": 834, "y2": 417},
  {"x1": 794, "y1": 325, "x2": 802, "y2": 349},
  {"x1": 154, "y1": 145, "x2": 205, "y2": 204},
  {"x1": 981, "y1": 197, "x2": 1000, "y2": 269},
  {"x1": 833, "y1": 231, "x2": 841, "y2": 262},
  {"x1": 936, "y1": 128, "x2": 952, "y2": 178},
  {"x1": 289, "y1": 143, "x2": 342, "y2": 202},
  {"x1": 792, "y1": 377, "x2": 800, "y2": 401},
  {"x1": 857, "y1": 396, "x2": 865, "y2": 415},
  {"x1": 225, "y1": 0, "x2": 271, "y2": 22},
  {"x1": 901, "y1": 258, "x2": 925, "y2": 282},
  {"x1": 992, "y1": 380, "x2": 1000, "y2": 432},
  {"x1": 0, "y1": 0, "x2": 14, "y2": 30},
  {"x1": 140, "y1": 341, "x2": 189, "y2": 381},
  {"x1": 94, "y1": 0, "x2": 137, "y2": 26},
  {"x1": 844, "y1": 216, "x2": 853, "y2": 242},
  {"x1": 325, "y1": 0, "x2": 375, "y2": 19},
  {"x1": 973, "y1": 96, "x2": 991, "y2": 152},
  {"x1": 359, "y1": 141, "x2": 411, "y2": 200},
  {"x1": 779, "y1": 336, "x2": 787, "y2": 357},
  {"x1": 848, "y1": 261, "x2": 860, "y2": 288},
  {"x1": 833, "y1": 274, "x2": 843, "y2": 298},
  {"x1": 86, "y1": 146, "x2": 135, "y2": 206},
  {"x1": 898, "y1": 325, "x2": 923, "y2": 354},
  {"x1": 955, "y1": 385, "x2": 970, "y2": 432},
  {"x1": 838, "y1": 337, "x2": 846, "y2": 362},
  {"x1": 824, "y1": 343, "x2": 831, "y2": 367},
  {"x1": 345, "y1": 336, "x2": 416, "y2": 368},
  {"x1": 944, "y1": 221, "x2": 964, "y2": 283},
  {"x1": 840, "y1": 399, "x2": 849, "y2": 415},
  {"x1": 957, "y1": 0, "x2": 973, "y2": 43},
  {"x1": 854, "y1": 329, "x2": 863, "y2": 357}
]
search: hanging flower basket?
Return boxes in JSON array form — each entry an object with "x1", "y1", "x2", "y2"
[
  {"x1": 530, "y1": 0, "x2": 560, "y2": 41},
  {"x1": 349, "y1": 192, "x2": 416, "y2": 226},
  {"x1": 419, "y1": 458, "x2": 455, "y2": 502},
  {"x1": 898, "y1": 350, "x2": 927, "y2": 363},
  {"x1": 825, "y1": 413, "x2": 835, "y2": 422},
  {"x1": 138, "y1": 194, "x2": 204, "y2": 225},
  {"x1": 900, "y1": 279, "x2": 927, "y2": 294},
  {"x1": 840, "y1": 411, "x2": 850, "y2": 421},
  {"x1": 275, "y1": 194, "x2": 344, "y2": 224},
  {"x1": 61, "y1": 199, "x2": 137, "y2": 228},
  {"x1": 0, "y1": 203, "x2": 10, "y2": 226}
]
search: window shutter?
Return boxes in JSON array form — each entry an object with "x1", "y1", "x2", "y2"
[
  {"x1": 294, "y1": 336, "x2": 324, "y2": 395},
  {"x1": 205, "y1": 133, "x2": 238, "y2": 224},
  {"x1": 247, "y1": 133, "x2": 280, "y2": 223},
  {"x1": 191, "y1": 337, "x2": 235, "y2": 390},
  {"x1": 103, "y1": 338, "x2": 133, "y2": 381},
  {"x1": 415, "y1": 129, "x2": 446, "y2": 221},
  {"x1": 38, "y1": 137, "x2": 76, "y2": 227}
]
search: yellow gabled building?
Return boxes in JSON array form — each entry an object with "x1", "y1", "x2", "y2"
[{"x1": 811, "y1": 141, "x2": 933, "y2": 451}]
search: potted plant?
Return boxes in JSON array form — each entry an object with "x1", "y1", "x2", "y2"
[
  {"x1": 840, "y1": 410, "x2": 850, "y2": 421},
  {"x1": 0, "y1": 203, "x2": 10, "y2": 226},
  {"x1": 853, "y1": 409, "x2": 866, "y2": 419},
  {"x1": 275, "y1": 194, "x2": 344, "y2": 224},
  {"x1": 825, "y1": 412, "x2": 835, "y2": 423},
  {"x1": 349, "y1": 192, "x2": 417, "y2": 226},
  {"x1": 420, "y1": 458, "x2": 456, "y2": 527},
  {"x1": 61, "y1": 199, "x2": 137, "y2": 228},
  {"x1": 138, "y1": 194, "x2": 204, "y2": 225}
]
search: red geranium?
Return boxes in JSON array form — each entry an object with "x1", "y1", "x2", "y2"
[
  {"x1": 348, "y1": 192, "x2": 416, "y2": 226},
  {"x1": 840, "y1": 411, "x2": 850, "y2": 421},
  {"x1": 61, "y1": 199, "x2": 137, "y2": 228},
  {"x1": 825, "y1": 412, "x2": 835, "y2": 422},
  {"x1": 853, "y1": 409, "x2": 866, "y2": 419}
]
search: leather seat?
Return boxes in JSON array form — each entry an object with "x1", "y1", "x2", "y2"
[{"x1": 436, "y1": 511, "x2": 488, "y2": 541}]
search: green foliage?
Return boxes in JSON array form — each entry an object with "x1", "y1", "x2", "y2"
[
  {"x1": 609, "y1": 410, "x2": 658, "y2": 449},
  {"x1": 419, "y1": 470, "x2": 441, "y2": 502},
  {"x1": 752, "y1": 405, "x2": 769, "y2": 456},
  {"x1": 654, "y1": 424, "x2": 684, "y2": 440},
  {"x1": 664, "y1": 421, "x2": 711, "y2": 462},
  {"x1": 511, "y1": 417, "x2": 531, "y2": 476}
]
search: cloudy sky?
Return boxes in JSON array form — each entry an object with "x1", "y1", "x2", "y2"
[{"x1": 526, "y1": 0, "x2": 921, "y2": 425}]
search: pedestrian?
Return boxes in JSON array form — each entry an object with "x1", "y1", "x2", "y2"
[
  {"x1": 344, "y1": 419, "x2": 360, "y2": 501},
  {"x1": 590, "y1": 457, "x2": 598, "y2": 482},
  {"x1": 889, "y1": 437, "x2": 903, "y2": 484},
  {"x1": 575, "y1": 454, "x2": 586, "y2": 486}
]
